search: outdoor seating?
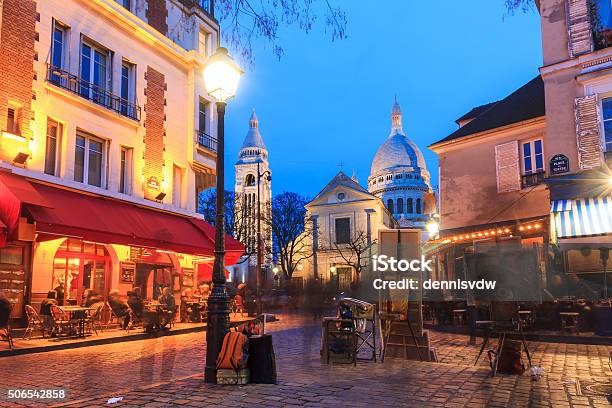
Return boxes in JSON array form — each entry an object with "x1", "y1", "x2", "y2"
[
  {"x1": 50, "y1": 304, "x2": 75, "y2": 337},
  {"x1": 84, "y1": 302, "x2": 105, "y2": 335},
  {"x1": 24, "y1": 305, "x2": 46, "y2": 340},
  {"x1": 473, "y1": 302, "x2": 532, "y2": 377},
  {"x1": 559, "y1": 312, "x2": 580, "y2": 335}
]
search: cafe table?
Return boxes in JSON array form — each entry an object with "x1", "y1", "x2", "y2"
[{"x1": 59, "y1": 306, "x2": 94, "y2": 338}]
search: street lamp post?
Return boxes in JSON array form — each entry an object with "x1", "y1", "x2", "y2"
[
  {"x1": 202, "y1": 47, "x2": 243, "y2": 384},
  {"x1": 256, "y1": 160, "x2": 271, "y2": 316}
]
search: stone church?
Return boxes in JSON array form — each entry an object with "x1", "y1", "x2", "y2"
[{"x1": 294, "y1": 99, "x2": 435, "y2": 287}]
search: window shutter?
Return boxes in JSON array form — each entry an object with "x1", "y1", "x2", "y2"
[
  {"x1": 575, "y1": 95, "x2": 604, "y2": 170},
  {"x1": 495, "y1": 141, "x2": 520, "y2": 193},
  {"x1": 567, "y1": 0, "x2": 593, "y2": 57}
]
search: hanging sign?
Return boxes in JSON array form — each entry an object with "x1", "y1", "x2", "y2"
[{"x1": 550, "y1": 154, "x2": 569, "y2": 175}]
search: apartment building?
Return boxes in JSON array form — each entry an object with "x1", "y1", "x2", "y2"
[
  {"x1": 0, "y1": 0, "x2": 242, "y2": 320},
  {"x1": 427, "y1": 0, "x2": 612, "y2": 299}
]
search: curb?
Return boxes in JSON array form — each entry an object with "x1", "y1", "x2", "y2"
[{"x1": 0, "y1": 325, "x2": 207, "y2": 357}]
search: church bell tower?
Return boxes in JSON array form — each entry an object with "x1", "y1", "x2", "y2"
[{"x1": 234, "y1": 111, "x2": 272, "y2": 268}]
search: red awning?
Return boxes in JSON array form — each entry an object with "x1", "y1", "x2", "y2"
[
  {"x1": 196, "y1": 263, "x2": 230, "y2": 282},
  {"x1": 21, "y1": 179, "x2": 243, "y2": 257},
  {"x1": 0, "y1": 218, "x2": 6, "y2": 247},
  {"x1": 0, "y1": 171, "x2": 51, "y2": 243}
]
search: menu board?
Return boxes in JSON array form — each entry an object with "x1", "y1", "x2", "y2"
[
  {"x1": 182, "y1": 268, "x2": 194, "y2": 287},
  {"x1": 120, "y1": 261, "x2": 136, "y2": 283}
]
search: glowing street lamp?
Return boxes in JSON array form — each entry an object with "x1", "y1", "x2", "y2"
[
  {"x1": 203, "y1": 47, "x2": 243, "y2": 384},
  {"x1": 426, "y1": 219, "x2": 440, "y2": 237}
]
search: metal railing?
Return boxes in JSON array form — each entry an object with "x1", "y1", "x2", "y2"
[
  {"x1": 177, "y1": 0, "x2": 214, "y2": 17},
  {"x1": 46, "y1": 64, "x2": 141, "y2": 121},
  {"x1": 197, "y1": 130, "x2": 217, "y2": 153},
  {"x1": 521, "y1": 171, "x2": 545, "y2": 188}
]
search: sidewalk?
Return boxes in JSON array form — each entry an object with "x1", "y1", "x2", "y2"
[{"x1": 0, "y1": 313, "x2": 252, "y2": 357}]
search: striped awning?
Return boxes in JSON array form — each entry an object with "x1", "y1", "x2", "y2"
[
  {"x1": 551, "y1": 197, "x2": 612, "y2": 238},
  {"x1": 551, "y1": 199, "x2": 572, "y2": 212}
]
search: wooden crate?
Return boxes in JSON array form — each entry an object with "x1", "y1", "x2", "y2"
[{"x1": 217, "y1": 368, "x2": 250, "y2": 385}]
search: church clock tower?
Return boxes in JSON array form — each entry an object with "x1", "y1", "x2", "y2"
[{"x1": 234, "y1": 111, "x2": 272, "y2": 268}]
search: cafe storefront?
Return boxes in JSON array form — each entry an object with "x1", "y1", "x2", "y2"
[{"x1": 0, "y1": 171, "x2": 243, "y2": 322}]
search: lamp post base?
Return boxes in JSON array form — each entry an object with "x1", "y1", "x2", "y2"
[{"x1": 204, "y1": 283, "x2": 230, "y2": 383}]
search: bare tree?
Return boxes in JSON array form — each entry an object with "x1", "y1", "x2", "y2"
[
  {"x1": 330, "y1": 230, "x2": 376, "y2": 284},
  {"x1": 198, "y1": 189, "x2": 251, "y2": 251},
  {"x1": 215, "y1": 0, "x2": 347, "y2": 64},
  {"x1": 263, "y1": 192, "x2": 313, "y2": 279},
  {"x1": 504, "y1": 0, "x2": 538, "y2": 14}
]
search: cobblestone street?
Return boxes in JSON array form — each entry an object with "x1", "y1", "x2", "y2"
[{"x1": 0, "y1": 314, "x2": 609, "y2": 407}]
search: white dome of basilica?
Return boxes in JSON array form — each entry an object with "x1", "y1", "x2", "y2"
[
  {"x1": 370, "y1": 101, "x2": 426, "y2": 175},
  {"x1": 368, "y1": 99, "x2": 432, "y2": 228}
]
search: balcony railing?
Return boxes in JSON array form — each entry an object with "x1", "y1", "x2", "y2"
[
  {"x1": 177, "y1": 0, "x2": 214, "y2": 17},
  {"x1": 521, "y1": 171, "x2": 545, "y2": 188},
  {"x1": 46, "y1": 64, "x2": 141, "y2": 121},
  {"x1": 197, "y1": 130, "x2": 217, "y2": 153}
]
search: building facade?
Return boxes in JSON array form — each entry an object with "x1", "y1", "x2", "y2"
[
  {"x1": 0, "y1": 0, "x2": 243, "y2": 320},
  {"x1": 538, "y1": 0, "x2": 612, "y2": 294},
  {"x1": 368, "y1": 100, "x2": 435, "y2": 229},
  {"x1": 294, "y1": 172, "x2": 397, "y2": 290},
  {"x1": 230, "y1": 110, "x2": 272, "y2": 286},
  {"x1": 428, "y1": 0, "x2": 612, "y2": 299}
]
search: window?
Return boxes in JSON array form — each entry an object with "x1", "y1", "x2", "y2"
[
  {"x1": 6, "y1": 107, "x2": 20, "y2": 135},
  {"x1": 335, "y1": 218, "x2": 351, "y2": 244},
  {"x1": 387, "y1": 199, "x2": 394, "y2": 213},
  {"x1": 80, "y1": 40, "x2": 111, "y2": 106},
  {"x1": 119, "y1": 147, "x2": 133, "y2": 194},
  {"x1": 337, "y1": 192, "x2": 346, "y2": 201},
  {"x1": 51, "y1": 21, "x2": 67, "y2": 69},
  {"x1": 520, "y1": 139, "x2": 545, "y2": 188},
  {"x1": 117, "y1": 0, "x2": 131, "y2": 10},
  {"x1": 199, "y1": 30, "x2": 212, "y2": 57},
  {"x1": 74, "y1": 131, "x2": 106, "y2": 188},
  {"x1": 44, "y1": 119, "x2": 62, "y2": 176},
  {"x1": 245, "y1": 174, "x2": 256, "y2": 187},
  {"x1": 602, "y1": 97, "x2": 612, "y2": 152},
  {"x1": 199, "y1": 98, "x2": 209, "y2": 133},
  {"x1": 521, "y1": 140, "x2": 544, "y2": 175},
  {"x1": 592, "y1": 0, "x2": 612, "y2": 49},
  {"x1": 173, "y1": 165, "x2": 183, "y2": 207},
  {"x1": 397, "y1": 198, "x2": 403, "y2": 214},
  {"x1": 407, "y1": 198, "x2": 413, "y2": 214},
  {"x1": 416, "y1": 198, "x2": 422, "y2": 214},
  {"x1": 120, "y1": 61, "x2": 135, "y2": 117}
]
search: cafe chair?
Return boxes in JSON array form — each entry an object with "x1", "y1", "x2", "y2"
[
  {"x1": 24, "y1": 305, "x2": 46, "y2": 340},
  {"x1": 85, "y1": 302, "x2": 105, "y2": 335},
  {"x1": 50, "y1": 304, "x2": 73, "y2": 337}
]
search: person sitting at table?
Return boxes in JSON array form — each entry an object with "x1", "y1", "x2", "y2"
[
  {"x1": 0, "y1": 292, "x2": 12, "y2": 341},
  {"x1": 180, "y1": 288, "x2": 193, "y2": 323},
  {"x1": 108, "y1": 290, "x2": 131, "y2": 329},
  {"x1": 39, "y1": 290, "x2": 58, "y2": 334},
  {"x1": 81, "y1": 289, "x2": 103, "y2": 308},
  {"x1": 158, "y1": 287, "x2": 176, "y2": 326},
  {"x1": 127, "y1": 287, "x2": 144, "y2": 319}
]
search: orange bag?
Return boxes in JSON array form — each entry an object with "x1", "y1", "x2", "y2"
[{"x1": 216, "y1": 331, "x2": 249, "y2": 371}]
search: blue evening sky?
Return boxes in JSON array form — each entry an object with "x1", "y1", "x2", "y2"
[{"x1": 221, "y1": 1, "x2": 543, "y2": 198}]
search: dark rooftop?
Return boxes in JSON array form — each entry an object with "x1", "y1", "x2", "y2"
[
  {"x1": 432, "y1": 75, "x2": 545, "y2": 146},
  {"x1": 454, "y1": 101, "x2": 499, "y2": 125}
]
